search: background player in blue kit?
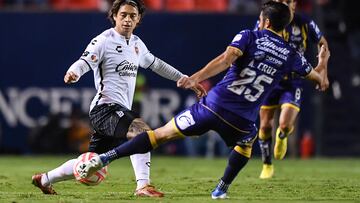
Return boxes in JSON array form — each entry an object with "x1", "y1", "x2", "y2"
[
  {"x1": 256, "y1": 0, "x2": 330, "y2": 179},
  {"x1": 78, "y1": 1, "x2": 330, "y2": 199}
]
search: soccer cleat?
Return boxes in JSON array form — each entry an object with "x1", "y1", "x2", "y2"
[
  {"x1": 211, "y1": 187, "x2": 228, "y2": 199},
  {"x1": 31, "y1": 173, "x2": 57, "y2": 195},
  {"x1": 259, "y1": 164, "x2": 274, "y2": 179},
  {"x1": 274, "y1": 133, "x2": 288, "y2": 160},
  {"x1": 78, "y1": 155, "x2": 104, "y2": 178},
  {"x1": 134, "y1": 185, "x2": 164, "y2": 197}
]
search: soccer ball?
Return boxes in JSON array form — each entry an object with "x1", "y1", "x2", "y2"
[{"x1": 73, "y1": 152, "x2": 108, "y2": 186}]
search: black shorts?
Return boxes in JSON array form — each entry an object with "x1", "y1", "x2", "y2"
[{"x1": 88, "y1": 103, "x2": 138, "y2": 153}]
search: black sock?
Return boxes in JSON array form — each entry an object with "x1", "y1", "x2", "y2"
[
  {"x1": 259, "y1": 138, "x2": 272, "y2": 165},
  {"x1": 221, "y1": 149, "x2": 249, "y2": 185},
  {"x1": 101, "y1": 132, "x2": 154, "y2": 164}
]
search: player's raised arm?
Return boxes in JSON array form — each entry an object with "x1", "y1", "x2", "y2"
[
  {"x1": 317, "y1": 36, "x2": 330, "y2": 88},
  {"x1": 305, "y1": 45, "x2": 330, "y2": 91},
  {"x1": 178, "y1": 46, "x2": 242, "y2": 90}
]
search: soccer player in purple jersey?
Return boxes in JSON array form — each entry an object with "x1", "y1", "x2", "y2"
[
  {"x1": 256, "y1": 0, "x2": 330, "y2": 179},
  {"x1": 77, "y1": 1, "x2": 329, "y2": 199}
]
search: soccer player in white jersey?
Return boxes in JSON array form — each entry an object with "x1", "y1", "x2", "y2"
[{"x1": 31, "y1": 0, "x2": 203, "y2": 197}]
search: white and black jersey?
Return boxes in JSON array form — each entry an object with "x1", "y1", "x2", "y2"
[{"x1": 76, "y1": 28, "x2": 157, "y2": 111}]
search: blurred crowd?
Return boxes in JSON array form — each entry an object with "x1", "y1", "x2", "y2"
[
  {"x1": 0, "y1": 0, "x2": 330, "y2": 15},
  {"x1": 0, "y1": 0, "x2": 263, "y2": 14}
]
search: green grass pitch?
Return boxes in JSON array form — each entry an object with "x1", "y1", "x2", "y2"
[{"x1": 0, "y1": 155, "x2": 359, "y2": 203}]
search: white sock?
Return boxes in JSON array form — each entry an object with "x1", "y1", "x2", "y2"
[
  {"x1": 42, "y1": 159, "x2": 76, "y2": 186},
  {"x1": 130, "y1": 152, "x2": 151, "y2": 190}
]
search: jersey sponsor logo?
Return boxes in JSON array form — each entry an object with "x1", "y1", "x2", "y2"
[
  {"x1": 82, "y1": 51, "x2": 89, "y2": 57},
  {"x1": 115, "y1": 60, "x2": 138, "y2": 77},
  {"x1": 176, "y1": 110, "x2": 195, "y2": 130},
  {"x1": 255, "y1": 37, "x2": 290, "y2": 60},
  {"x1": 265, "y1": 55, "x2": 283, "y2": 67}
]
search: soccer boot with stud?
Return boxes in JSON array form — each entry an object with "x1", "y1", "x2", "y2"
[
  {"x1": 259, "y1": 164, "x2": 274, "y2": 179},
  {"x1": 31, "y1": 173, "x2": 57, "y2": 195},
  {"x1": 211, "y1": 187, "x2": 228, "y2": 199},
  {"x1": 134, "y1": 184, "x2": 164, "y2": 197},
  {"x1": 274, "y1": 133, "x2": 288, "y2": 160}
]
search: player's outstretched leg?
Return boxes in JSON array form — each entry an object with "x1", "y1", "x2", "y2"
[
  {"x1": 79, "y1": 131, "x2": 157, "y2": 178},
  {"x1": 31, "y1": 159, "x2": 76, "y2": 195},
  {"x1": 31, "y1": 173, "x2": 57, "y2": 195},
  {"x1": 258, "y1": 129, "x2": 274, "y2": 179}
]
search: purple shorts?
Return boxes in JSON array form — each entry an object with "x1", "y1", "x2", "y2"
[
  {"x1": 173, "y1": 98, "x2": 257, "y2": 147},
  {"x1": 262, "y1": 84, "x2": 303, "y2": 110}
]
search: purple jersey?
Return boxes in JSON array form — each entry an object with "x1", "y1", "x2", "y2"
[
  {"x1": 284, "y1": 14, "x2": 323, "y2": 55},
  {"x1": 254, "y1": 14, "x2": 323, "y2": 54},
  {"x1": 255, "y1": 14, "x2": 323, "y2": 86},
  {"x1": 206, "y1": 29, "x2": 312, "y2": 122}
]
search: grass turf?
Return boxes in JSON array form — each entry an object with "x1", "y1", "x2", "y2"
[{"x1": 0, "y1": 155, "x2": 359, "y2": 203}]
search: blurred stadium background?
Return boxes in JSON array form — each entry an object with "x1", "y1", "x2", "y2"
[{"x1": 0, "y1": 0, "x2": 359, "y2": 159}]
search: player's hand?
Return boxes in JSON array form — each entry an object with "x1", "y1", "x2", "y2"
[
  {"x1": 315, "y1": 70, "x2": 329, "y2": 91},
  {"x1": 190, "y1": 84, "x2": 207, "y2": 98},
  {"x1": 321, "y1": 74, "x2": 330, "y2": 90},
  {"x1": 64, "y1": 71, "x2": 79, "y2": 84},
  {"x1": 318, "y1": 45, "x2": 330, "y2": 63},
  {"x1": 177, "y1": 76, "x2": 207, "y2": 98}
]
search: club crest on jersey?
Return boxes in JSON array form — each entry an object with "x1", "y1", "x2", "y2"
[
  {"x1": 91, "y1": 54, "x2": 98, "y2": 62},
  {"x1": 135, "y1": 46, "x2": 139, "y2": 55},
  {"x1": 292, "y1": 25, "x2": 301, "y2": 36},
  {"x1": 254, "y1": 51, "x2": 266, "y2": 61}
]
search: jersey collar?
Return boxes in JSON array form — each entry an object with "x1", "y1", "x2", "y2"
[
  {"x1": 265, "y1": 28, "x2": 283, "y2": 38},
  {"x1": 111, "y1": 28, "x2": 134, "y2": 43}
]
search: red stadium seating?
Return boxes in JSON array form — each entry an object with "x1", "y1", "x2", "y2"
[
  {"x1": 195, "y1": 0, "x2": 228, "y2": 12},
  {"x1": 51, "y1": 0, "x2": 100, "y2": 11},
  {"x1": 165, "y1": 0, "x2": 195, "y2": 12},
  {"x1": 144, "y1": 0, "x2": 163, "y2": 11}
]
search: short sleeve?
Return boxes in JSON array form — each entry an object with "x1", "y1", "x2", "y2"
[
  {"x1": 229, "y1": 30, "x2": 251, "y2": 53},
  {"x1": 307, "y1": 18, "x2": 323, "y2": 43},
  {"x1": 290, "y1": 52, "x2": 313, "y2": 77},
  {"x1": 138, "y1": 39, "x2": 155, "y2": 69},
  {"x1": 80, "y1": 35, "x2": 106, "y2": 69}
]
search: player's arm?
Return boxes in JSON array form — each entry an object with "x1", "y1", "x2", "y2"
[
  {"x1": 64, "y1": 60, "x2": 91, "y2": 84},
  {"x1": 178, "y1": 46, "x2": 242, "y2": 89},
  {"x1": 305, "y1": 45, "x2": 330, "y2": 91},
  {"x1": 64, "y1": 36, "x2": 105, "y2": 84},
  {"x1": 147, "y1": 56, "x2": 185, "y2": 81},
  {"x1": 317, "y1": 36, "x2": 330, "y2": 87}
]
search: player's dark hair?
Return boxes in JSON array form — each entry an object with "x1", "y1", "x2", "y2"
[
  {"x1": 261, "y1": 1, "x2": 291, "y2": 32},
  {"x1": 108, "y1": 0, "x2": 146, "y2": 26}
]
